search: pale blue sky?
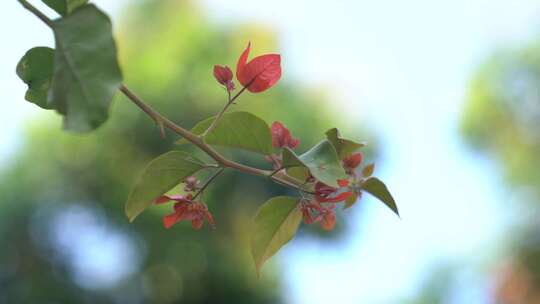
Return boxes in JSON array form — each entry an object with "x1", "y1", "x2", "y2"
[{"x1": 2, "y1": 0, "x2": 540, "y2": 303}]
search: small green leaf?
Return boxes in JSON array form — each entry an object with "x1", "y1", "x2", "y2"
[
  {"x1": 282, "y1": 140, "x2": 347, "y2": 188},
  {"x1": 362, "y1": 163, "x2": 375, "y2": 177},
  {"x1": 16, "y1": 47, "x2": 55, "y2": 109},
  {"x1": 125, "y1": 151, "x2": 207, "y2": 222},
  {"x1": 50, "y1": 4, "x2": 122, "y2": 132},
  {"x1": 42, "y1": 0, "x2": 88, "y2": 16},
  {"x1": 344, "y1": 191, "x2": 359, "y2": 209},
  {"x1": 176, "y1": 111, "x2": 273, "y2": 155},
  {"x1": 325, "y1": 128, "x2": 365, "y2": 158},
  {"x1": 362, "y1": 177, "x2": 399, "y2": 216},
  {"x1": 251, "y1": 196, "x2": 302, "y2": 276},
  {"x1": 286, "y1": 167, "x2": 310, "y2": 182}
]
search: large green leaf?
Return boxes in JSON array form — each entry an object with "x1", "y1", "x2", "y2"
[
  {"x1": 50, "y1": 4, "x2": 122, "y2": 132},
  {"x1": 251, "y1": 196, "x2": 302, "y2": 276},
  {"x1": 16, "y1": 47, "x2": 55, "y2": 109},
  {"x1": 362, "y1": 177, "x2": 399, "y2": 216},
  {"x1": 282, "y1": 140, "x2": 347, "y2": 188},
  {"x1": 125, "y1": 151, "x2": 207, "y2": 222},
  {"x1": 42, "y1": 0, "x2": 88, "y2": 16},
  {"x1": 325, "y1": 128, "x2": 365, "y2": 158},
  {"x1": 176, "y1": 111, "x2": 273, "y2": 154}
]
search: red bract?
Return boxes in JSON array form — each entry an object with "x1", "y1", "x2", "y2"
[
  {"x1": 342, "y1": 152, "x2": 363, "y2": 172},
  {"x1": 155, "y1": 194, "x2": 215, "y2": 230},
  {"x1": 271, "y1": 121, "x2": 300, "y2": 149},
  {"x1": 236, "y1": 42, "x2": 281, "y2": 93},
  {"x1": 321, "y1": 212, "x2": 336, "y2": 231},
  {"x1": 213, "y1": 65, "x2": 235, "y2": 92},
  {"x1": 314, "y1": 181, "x2": 353, "y2": 203},
  {"x1": 300, "y1": 201, "x2": 337, "y2": 231}
]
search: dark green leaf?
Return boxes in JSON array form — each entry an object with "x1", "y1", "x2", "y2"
[
  {"x1": 325, "y1": 128, "x2": 365, "y2": 158},
  {"x1": 125, "y1": 151, "x2": 207, "y2": 222},
  {"x1": 16, "y1": 47, "x2": 55, "y2": 109},
  {"x1": 50, "y1": 4, "x2": 122, "y2": 132},
  {"x1": 282, "y1": 140, "x2": 347, "y2": 188},
  {"x1": 42, "y1": 0, "x2": 88, "y2": 16},
  {"x1": 176, "y1": 111, "x2": 273, "y2": 154},
  {"x1": 362, "y1": 177, "x2": 399, "y2": 216},
  {"x1": 251, "y1": 196, "x2": 302, "y2": 276}
]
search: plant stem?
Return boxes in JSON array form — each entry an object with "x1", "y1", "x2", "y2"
[
  {"x1": 203, "y1": 86, "x2": 248, "y2": 136},
  {"x1": 18, "y1": 1, "x2": 314, "y2": 195},
  {"x1": 192, "y1": 167, "x2": 225, "y2": 200},
  {"x1": 121, "y1": 86, "x2": 310, "y2": 192}
]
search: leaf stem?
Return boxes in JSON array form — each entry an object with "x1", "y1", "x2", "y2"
[
  {"x1": 192, "y1": 167, "x2": 225, "y2": 200},
  {"x1": 17, "y1": 0, "x2": 54, "y2": 27}
]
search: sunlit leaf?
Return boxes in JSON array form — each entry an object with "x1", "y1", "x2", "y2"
[
  {"x1": 125, "y1": 151, "x2": 207, "y2": 222},
  {"x1": 16, "y1": 47, "x2": 55, "y2": 109},
  {"x1": 251, "y1": 196, "x2": 302, "y2": 276},
  {"x1": 282, "y1": 140, "x2": 347, "y2": 188},
  {"x1": 325, "y1": 128, "x2": 365, "y2": 158},
  {"x1": 176, "y1": 111, "x2": 273, "y2": 154},
  {"x1": 362, "y1": 177, "x2": 399, "y2": 216},
  {"x1": 42, "y1": 0, "x2": 88, "y2": 16},
  {"x1": 50, "y1": 4, "x2": 122, "y2": 132}
]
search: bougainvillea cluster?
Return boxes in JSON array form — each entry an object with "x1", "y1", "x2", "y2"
[{"x1": 15, "y1": 0, "x2": 397, "y2": 275}]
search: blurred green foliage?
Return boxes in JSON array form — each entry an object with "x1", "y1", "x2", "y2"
[
  {"x1": 0, "y1": 0, "x2": 373, "y2": 302},
  {"x1": 460, "y1": 38, "x2": 540, "y2": 303}
]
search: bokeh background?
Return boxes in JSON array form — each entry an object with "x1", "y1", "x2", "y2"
[{"x1": 1, "y1": 0, "x2": 540, "y2": 303}]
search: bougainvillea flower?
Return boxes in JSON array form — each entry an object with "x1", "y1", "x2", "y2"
[
  {"x1": 183, "y1": 176, "x2": 200, "y2": 192},
  {"x1": 155, "y1": 194, "x2": 215, "y2": 229},
  {"x1": 236, "y1": 42, "x2": 281, "y2": 93},
  {"x1": 300, "y1": 201, "x2": 337, "y2": 230},
  {"x1": 314, "y1": 181, "x2": 353, "y2": 203},
  {"x1": 342, "y1": 152, "x2": 363, "y2": 172},
  {"x1": 271, "y1": 121, "x2": 300, "y2": 149},
  {"x1": 154, "y1": 194, "x2": 190, "y2": 205},
  {"x1": 213, "y1": 65, "x2": 235, "y2": 92},
  {"x1": 320, "y1": 212, "x2": 336, "y2": 231}
]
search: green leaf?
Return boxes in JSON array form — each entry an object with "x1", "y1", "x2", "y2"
[
  {"x1": 362, "y1": 163, "x2": 375, "y2": 177},
  {"x1": 125, "y1": 151, "x2": 207, "y2": 222},
  {"x1": 50, "y1": 4, "x2": 122, "y2": 132},
  {"x1": 344, "y1": 191, "x2": 359, "y2": 209},
  {"x1": 282, "y1": 140, "x2": 347, "y2": 188},
  {"x1": 286, "y1": 167, "x2": 310, "y2": 182},
  {"x1": 42, "y1": 0, "x2": 88, "y2": 16},
  {"x1": 16, "y1": 47, "x2": 55, "y2": 109},
  {"x1": 325, "y1": 128, "x2": 365, "y2": 158},
  {"x1": 362, "y1": 177, "x2": 399, "y2": 216},
  {"x1": 251, "y1": 196, "x2": 302, "y2": 276},
  {"x1": 176, "y1": 111, "x2": 273, "y2": 155}
]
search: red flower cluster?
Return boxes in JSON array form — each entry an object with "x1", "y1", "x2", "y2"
[
  {"x1": 301, "y1": 180, "x2": 352, "y2": 230},
  {"x1": 271, "y1": 121, "x2": 300, "y2": 149},
  {"x1": 155, "y1": 194, "x2": 215, "y2": 230},
  {"x1": 214, "y1": 42, "x2": 282, "y2": 93}
]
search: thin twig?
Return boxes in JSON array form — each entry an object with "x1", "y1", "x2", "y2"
[
  {"x1": 18, "y1": 0, "x2": 54, "y2": 27},
  {"x1": 203, "y1": 85, "x2": 248, "y2": 136},
  {"x1": 192, "y1": 167, "x2": 225, "y2": 200}
]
